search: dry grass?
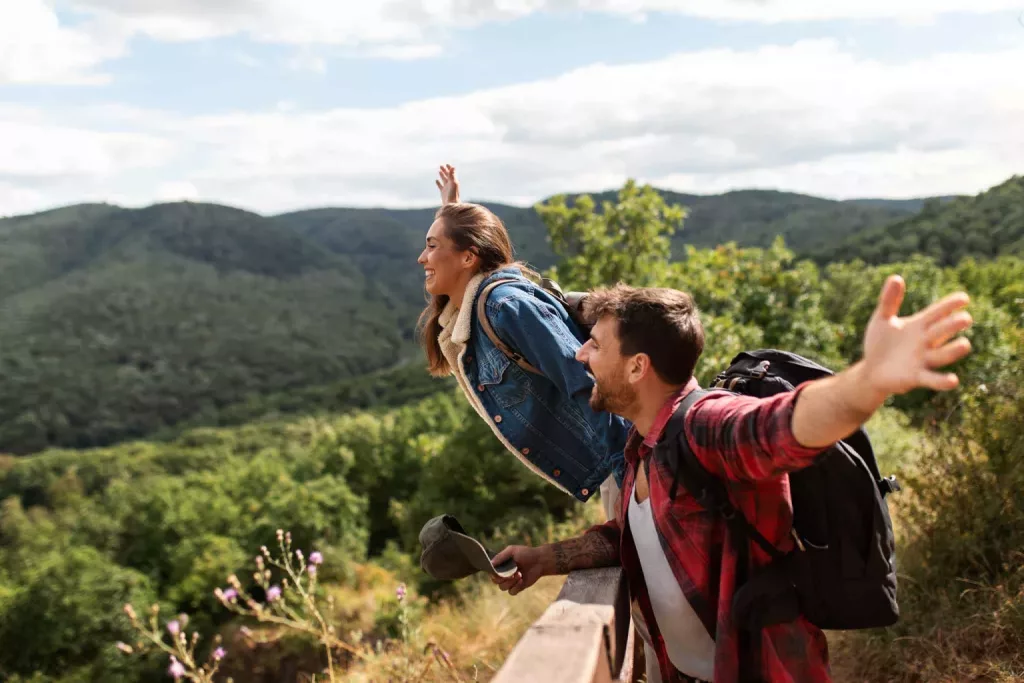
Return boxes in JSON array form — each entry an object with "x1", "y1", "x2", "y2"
[
  {"x1": 339, "y1": 504, "x2": 606, "y2": 682},
  {"x1": 828, "y1": 389, "x2": 1024, "y2": 683},
  {"x1": 341, "y1": 574, "x2": 565, "y2": 682}
]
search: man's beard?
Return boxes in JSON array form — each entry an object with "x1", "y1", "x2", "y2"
[{"x1": 589, "y1": 376, "x2": 635, "y2": 415}]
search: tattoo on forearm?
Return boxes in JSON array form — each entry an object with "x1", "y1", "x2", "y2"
[{"x1": 552, "y1": 533, "x2": 618, "y2": 573}]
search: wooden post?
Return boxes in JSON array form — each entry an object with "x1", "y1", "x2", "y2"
[{"x1": 492, "y1": 566, "x2": 638, "y2": 683}]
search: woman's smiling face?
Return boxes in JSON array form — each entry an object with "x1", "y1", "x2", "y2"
[{"x1": 418, "y1": 217, "x2": 474, "y2": 298}]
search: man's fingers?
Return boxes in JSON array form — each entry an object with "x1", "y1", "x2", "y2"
[
  {"x1": 926, "y1": 311, "x2": 973, "y2": 347},
  {"x1": 920, "y1": 291, "x2": 970, "y2": 328},
  {"x1": 917, "y1": 369, "x2": 960, "y2": 392},
  {"x1": 492, "y1": 547, "x2": 515, "y2": 566},
  {"x1": 925, "y1": 337, "x2": 972, "y2": 368},
  {"x1": 497, "y1": 574, "x2": 520, "y2": 591},
  {"x1": 494, "y1": 572, "x2": 523, "y2": 594},
  {"x1": 874, "y1": 275, "x2": 906, "y2": 321}
]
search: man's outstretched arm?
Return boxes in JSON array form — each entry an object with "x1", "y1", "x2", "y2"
[
  {"x1": 687, "y1": 274, "x2": 972, "y2": 483},
  {"x1": 490, "y1": 523, "x2": 620, "y2": 596},
  {"x1": 791, "y1": 275, "x2": 972, "y2": 449}
]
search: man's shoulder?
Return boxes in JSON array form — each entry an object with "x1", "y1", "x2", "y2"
[{"x1": 677, "y1": 388, "x2": 763, "y2": 437}]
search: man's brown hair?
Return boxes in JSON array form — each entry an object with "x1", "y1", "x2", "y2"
[{"x1": 584, "y1": 284, "x2": 705, "y2": 385}]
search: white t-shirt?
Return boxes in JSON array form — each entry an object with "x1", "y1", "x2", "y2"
[{"x1": 628, "y1": 481, "x2": 716, "y2": 681}]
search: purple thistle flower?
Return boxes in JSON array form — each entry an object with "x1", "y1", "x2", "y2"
[
  {"x1": 168, "y1": 656, "x2": 186, "y2": 679},
  {"x1": 309, "y1": 551, "x2": 323, "y2": 565},
  {"x1": 396, "y1": 583, "x2": 407, "y2": 602},
  {"x1": 307, "y1": 564, "x2": 317, "y2": 577},
  {"x1": 223, "y1": 588, "x2": 237, "y2": 602},
  {"x1": 213, "y1": 647, "x2": 227, "y2": 661},
  {"x1": 266, "y1": 585, "x2": 282, "y2": 602},
  {"x1": 167, "y1": 620, "x2": 180, "y2": 636}
]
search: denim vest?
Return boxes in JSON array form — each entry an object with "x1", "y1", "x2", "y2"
[{"x1": 457, "y1": 267, "x2": 630, "y2": 502}]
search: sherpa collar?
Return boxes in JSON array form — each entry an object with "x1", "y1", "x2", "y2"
[{"x1": 438, "y1": 271, "x2": 487, "y2": 345}]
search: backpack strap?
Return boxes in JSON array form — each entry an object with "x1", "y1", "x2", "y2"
[
  {"x1": 475, "y1": 279, "x2": 544, "y2": 376},
  {"x1": 661, "y1": 390, "x2": 784, "y2": 563},
  {"x1": 661, "y1": 388, "x2": 790, "y2": 678}
]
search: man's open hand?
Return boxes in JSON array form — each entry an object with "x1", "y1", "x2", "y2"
[
  {"x1": 490, "y1": 545, "x2": 551, "y2": 596},
  {"x1": 861, "y1": 274, "x2": 973, "y2": 397},
  {"x1": 436, "y1": 164, "x2": 460, "y2": 205}
]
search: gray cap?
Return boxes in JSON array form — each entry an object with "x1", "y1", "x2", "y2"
[{"x1": 419, "y1": 514, "x2": 518, "y2": 581}]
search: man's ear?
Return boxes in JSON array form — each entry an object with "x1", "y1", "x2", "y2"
[{"x1": 628, "y1": 353, "x2": 653, "y2": 384}]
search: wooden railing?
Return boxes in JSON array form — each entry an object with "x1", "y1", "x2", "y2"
[{"x1": 491, "y1": 566, "x2": 642, "y2": 683}]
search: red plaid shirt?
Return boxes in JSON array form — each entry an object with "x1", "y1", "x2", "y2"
[{"x1": 586, "y1": 379, "x2": 833, "y2": 682}]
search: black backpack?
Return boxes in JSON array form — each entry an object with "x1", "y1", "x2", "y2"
[{"x1": 657, "y1": 349, "x2": 901, "y2": 633}]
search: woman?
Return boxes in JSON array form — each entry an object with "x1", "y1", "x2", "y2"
[{"x1": 416, "y1": 164, "x2": 628, "y2": 510}]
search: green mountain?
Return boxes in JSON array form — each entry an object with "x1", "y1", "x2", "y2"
[
  {"x1": 277, "y1": 189, "x2": 917, "y2": 275},
  {"x1": 4, "y1": 179, "x2": 1013, "y2": 456},
  {"x1": 577, "y1": 188, "x2": 920, "y2": 255},
  {"x1": 0, "y1": 202, "x2": 419, "y2": 454},
  {"x1": 811, "y1": 176, "x2": 1024, "y2": 265}
]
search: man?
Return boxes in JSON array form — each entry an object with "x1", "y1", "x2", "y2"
[{"x1": 491, "y1": 275, "x2": 972, "y2": 682}]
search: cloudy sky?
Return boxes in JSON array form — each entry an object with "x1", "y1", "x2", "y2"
[{"x1": 1, "y1": 1, "x2": 1022, "y2": 217}]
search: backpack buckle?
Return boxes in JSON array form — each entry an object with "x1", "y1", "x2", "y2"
[
  {"x1": 880, "y1": 475, "x2": 901, "y2": 494},
  {"x1": 715, "y1": 498, "x2": 737, "y2": 520},
  {"x1": 697, "y1": 489, "x2": 728, "y2": 516},
  {"x1": 751, "y1": 360, "x2": 771, "y2": 379}
]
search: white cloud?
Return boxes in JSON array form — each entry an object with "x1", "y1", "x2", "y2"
[
  {"x1": 1, "y1": 40, "x2": 1022, "y2": 215},
  {"x1": 73, "y1": 0, "x2": 1024, "y2": 44},
  {"x1": 155, "y1": 181, "x2": 200, "y2": 202},
  {"x1": 287, "y1": 50, "x2": 328, "y2": 74},
  {"x1": 0, "y1": 183, "x2": 47, "y2": 218},
  {"x1": 557, "y1": 0, "x2": 1024, "y2": 23},
  {"x1": 367, "y1": 44, "x2": 444, "y2": 61},
  {"x1": 0, "y1": 106, "x2": 178, "y2": 214},
  {"x1": 0, "y1": 114, "x2": 174, "y2": 179},
  {"x1": 14, "y1": 0, "x2": 1019, "y2": 82},
  {"x1": 0, "y1": 0, "x2": 128, "y2": 84}
]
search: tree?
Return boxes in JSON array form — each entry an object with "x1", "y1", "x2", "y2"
[{"x1": 536, "y1": 179, "x2": 686, "y2": 290}]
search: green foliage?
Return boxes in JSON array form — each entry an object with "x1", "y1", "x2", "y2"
[
  {"x1": 0, "y1": 177, "x2": 986, "y2": 455},
  {"x1": 537, "y1": 180, "x2": 685, "y2": 289},
  {"x1": 0, "y1": 544, "x2": 156, "y2": 679},
  {"x1": 392, "y1": 403, "x2": 579, "y2": 561},
  {"x1": 669, "y1": 238, "x2": 845, "y2": 371},
  {"x1": 838, "y1": 360, "x2": 1024, "y2": 681},
  {"x1": 955, "y1": 255, "x2": 1024, "y2": 325},
  {"x1": 0, "y1": 202, "x2": 421, "y2": 455},
  {"x1": 813, "y1": 175, "x2": 1024, "y2": 266},
  {"x1": 0, "y1": 385, "x2": 580, "y2": 679},
  {"x1": 559, "y1": 188, "x2": 917, "y2": 258},
  {"x1": 0, "y1": 176, "x2": 1021, "y2": 681}
]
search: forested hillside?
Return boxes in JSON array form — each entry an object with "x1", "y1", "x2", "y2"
[
  {"x1": 0, "y1": 179, "x2": 1021, "y2": 682},
  {"x1": 275, "y1": 188, "x2": 919, "y2": 275},
  {"x1": 812, "y1": 175, "x2": 1024, "y2": 265},
  {"x1": 0, "y1": 202, "x2": 420, "y2": 454},
  {"x1": 1, "y1": 178, "x2": 1014, "y2": 456}
]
